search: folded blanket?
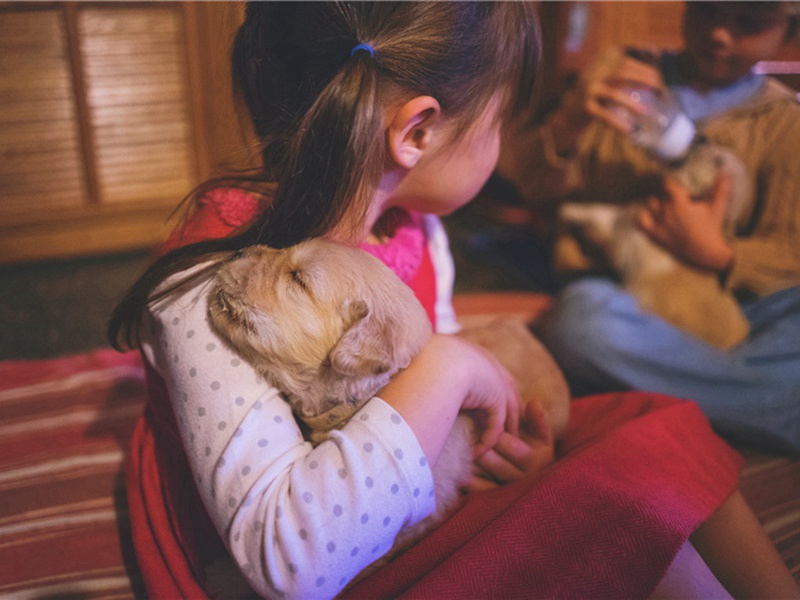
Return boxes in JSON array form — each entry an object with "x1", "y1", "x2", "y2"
[{"x1": 344, "y1": 393, "x2": 742, "y2": 599}]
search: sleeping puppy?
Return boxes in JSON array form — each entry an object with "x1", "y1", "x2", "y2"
[
  {"x1": 208, "y1": 239, "x2": 569, "y2": 555},
  {"x1": 556, "y1": 140, "x2": 751, "y2": 350}
]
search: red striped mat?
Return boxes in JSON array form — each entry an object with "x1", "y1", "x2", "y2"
[{"x1": 0, "y1": 349, "x2": 145, "y2": 599}]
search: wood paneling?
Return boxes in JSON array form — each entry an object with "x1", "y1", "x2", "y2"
[
  {"x1": 0, "y1": 8, "x2": 87, "y2": 215},
  {"x1": 0, "y1": 2, "x2": 250, "y2": 264},
  {"x1": 77, "y1": 5, "x2": 196, "y2": 205}
]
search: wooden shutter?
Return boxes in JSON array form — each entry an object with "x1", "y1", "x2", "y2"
[
  {"x1": 0, "y1": 8, "x2": 88, "y2": 216},
  {"x1": 78, "y1": 5, "x2": 196, "y2": 205},
  {"x1": 0, "y1": 2, "x2": 238, "y2": 264}
]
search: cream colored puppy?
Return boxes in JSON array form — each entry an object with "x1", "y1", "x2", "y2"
[
  {"x1": 208, "y1": 239, "x2": 568, "y2": 554},
  {"x1": 557, "y1": 141, "x2": 751, "y2": 350}
]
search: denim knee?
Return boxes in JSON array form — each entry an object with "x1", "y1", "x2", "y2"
[{"x1": 539, "y1": 279, "x2": 632, "y2": 377}]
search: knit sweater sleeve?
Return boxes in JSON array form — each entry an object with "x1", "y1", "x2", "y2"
[
  {"x1": 498, "y1": 116, "x2": 586, "y2": 202},
  {"x1": 722, "y1": 95, "x2": 800, "y2": 297},
  {"x1": 140, "y1": 268, "x2": 436, "y2": 599}
]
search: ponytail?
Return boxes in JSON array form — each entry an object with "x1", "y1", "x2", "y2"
[
  {"x1": 264, "y1": 49, "x2": 385, "y2": 247},
  {"x1": 109, "y1": 2, "x2": 541, "y2": 350}
]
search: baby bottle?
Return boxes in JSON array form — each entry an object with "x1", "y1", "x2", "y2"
[{"x1": 613, "y1": 87, "x2": 696, "y2": 162}]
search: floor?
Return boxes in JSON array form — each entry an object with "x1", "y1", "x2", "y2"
[{"x1": 0, "y1": 180, "x2": 555, "y2": 361}]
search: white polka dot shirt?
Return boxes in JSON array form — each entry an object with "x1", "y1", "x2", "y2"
[{"x1": 140, "y1": 216, "x2": 459, "y2": 598}]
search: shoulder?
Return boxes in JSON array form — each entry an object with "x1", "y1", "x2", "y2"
[
  {"x1": 729, "y1": 77, "x2": 800, "y2": 118},
  {"x1": 158, "y1": 186, "x2": 269, "y2": 256},
  {"x1": 198, "y1": 187, "x2": 267, "y2": 229}
]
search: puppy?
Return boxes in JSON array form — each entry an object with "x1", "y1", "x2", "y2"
[
  {"x1": 208, "y1": 239, "x2": 569, "y2": 557},
  {"x1": 556, "y1": 140, "x2": 751, "y2": 349}
]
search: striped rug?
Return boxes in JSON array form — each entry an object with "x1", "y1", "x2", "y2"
[
  {"x1": 0, "y1": 334, "x2": 797, "y2": 596},
  {"x1": 0, "y1": 349, "x2": 145, "y2": 599}
]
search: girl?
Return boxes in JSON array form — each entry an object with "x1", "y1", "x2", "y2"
[{"x1": 109, "y1": 3, "x2": 796, "y2": 598}]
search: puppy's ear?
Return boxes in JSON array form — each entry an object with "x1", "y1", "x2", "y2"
[{"x1": 328, "y1": 299, "x2": 395, "y2": 377}]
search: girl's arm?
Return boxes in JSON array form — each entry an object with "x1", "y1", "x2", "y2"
[
  {"x1": 144, "y1": 276, "x2": 436, "y2": 599},
  {"x1": 143, "y1": 269, "x2": 519, "y2": 599}
]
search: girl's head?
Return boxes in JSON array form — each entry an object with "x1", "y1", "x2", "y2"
[
  {"x1": 682, "y1": 1, "x2": 798, "y2": 88},
  {"x1": 108, "y1": 2, "x2": 540, "y2": 349},
  {"x1": 232, "y1": 1, "x2": 540, "y2": 245}
]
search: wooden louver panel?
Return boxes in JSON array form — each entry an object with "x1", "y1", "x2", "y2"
[
  {"x1": 0, "y1": 9, "x2": 87, "y2": 215},
  {"x1": 78, "y1": 5, "x2": 196, "y2": 205}
]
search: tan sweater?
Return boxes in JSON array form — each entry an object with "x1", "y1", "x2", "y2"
[{"x1": 501, "y1": 78, "x2": 800, "y2": 298}]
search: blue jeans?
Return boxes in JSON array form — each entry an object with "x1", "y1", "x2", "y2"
[{"x1": 538, "y1": 278, "x2": 800, "y2": 454}]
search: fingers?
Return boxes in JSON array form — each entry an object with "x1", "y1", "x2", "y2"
[
  {"x1": 505, "y1": 390, "x2": 520, "y2": 438},
  {"x1": 637, "y1": 196, "x2": 664, "y2": 241},
  {"x1": 577, "y1": 49, "x2": 663, "y2": 133},
  {"x1": 523, "y1": 401, "x2": 554, "y2": 447},
  {"x1": 475, "y1": 435, "x2": 528, "y2": 483},
  {"x1": 463, "y1": 472, "x2": 500, "y2": 493},
  {"x1": 482, "y1": 348, "x2": 521, "y2": 438},
  {"x1": 662, "y1": 176, "x2": 692, "y2": 204},
  {"x1": 473, "y1": 403, "x2": 506, "y2": 457},
  {"x1": 587, "y1": 48, "x2": 663, "y2": 90}
]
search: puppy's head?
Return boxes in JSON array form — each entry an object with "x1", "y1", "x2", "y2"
[
  {"x1": 558, "y1": 202, "x2": 658, "y2": 278},
  {"x1": 208, "y1": 239, "x2": 432, "y2": 406}
]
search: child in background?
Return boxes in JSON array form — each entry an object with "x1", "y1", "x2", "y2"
[
  {"x1": 502, "y1": 1, "x2": 800, "y2": 453},
  {"x1": 109, "y1": 3, "x2": 797, "y2": 598}
]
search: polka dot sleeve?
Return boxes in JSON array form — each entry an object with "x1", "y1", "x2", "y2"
[{"x1": 141, "y1": 267, "x2": 436, "y2": 599}]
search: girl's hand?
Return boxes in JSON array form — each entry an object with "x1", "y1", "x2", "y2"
[
  {"x1": 466, "y1": 401, "x2": 555, "y2": 491},
  {"x1": 377, "y1": 334, "x2": 520, "y2": 467},
  {"x1": 638, "y1": 173, "x2": 734, "y2": 273},
  {"x1": 461, "y1": 341, "x2": 521, "y2": 457},
  {"x1": 551, "y1": 48, "x2": 664, "y2": 155}
]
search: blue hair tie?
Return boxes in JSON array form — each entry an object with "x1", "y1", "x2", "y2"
[{"x1": 350, "y1": 43, "x2": 375, "y2": 58}]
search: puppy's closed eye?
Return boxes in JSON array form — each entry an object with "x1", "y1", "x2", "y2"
[{"x1": 288, "y1": 268, "x2": 308, "y2": 290}]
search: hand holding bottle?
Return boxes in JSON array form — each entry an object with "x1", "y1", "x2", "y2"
[{"x1": 549, "y1": 47, "x2": 665, "y2": 157}]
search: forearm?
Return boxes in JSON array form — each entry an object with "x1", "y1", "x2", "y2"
[
  {"x1": 377, "y1": 335, "x2": 470, "y2": 466},
  {"x1": 224, "y1": 399, "x2": 436, "y2": 599}
]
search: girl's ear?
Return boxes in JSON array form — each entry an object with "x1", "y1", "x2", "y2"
[{"x1": 387, "y1": 96, "x2": 441, "y2": 170}]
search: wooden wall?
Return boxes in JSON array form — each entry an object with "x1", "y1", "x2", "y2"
[
  {"x1": 0, "y1": 2, "x2": 250, "y2": 264},
  {"x1": 539, "y1": 2, "x2": 800, "y2": 100},
  {"x1": 1, "y1": 2, "x2": 797, "y2": 264}
]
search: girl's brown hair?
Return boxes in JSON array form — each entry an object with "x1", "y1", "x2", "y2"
[{"x1": 109, "y1": 1, "x2": 541, "y2": 350}]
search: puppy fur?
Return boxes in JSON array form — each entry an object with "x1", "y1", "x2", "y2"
[
  {"x1": 208, "y1": 239, "x2": 569, "y2": 562},
  {"x1": 557, "y1": 140, "x2": 751, "y2": 350}
]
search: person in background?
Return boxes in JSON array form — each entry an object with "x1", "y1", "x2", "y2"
[
  {"x1": 109, "y1": 2, "x2": 797, "y2": 598},
  {"x1": 501, "y1": 1, "x2": 800, "y2": 454}
]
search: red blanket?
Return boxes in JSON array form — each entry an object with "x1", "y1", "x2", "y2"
[{"x1": 128, "y1": 389, "x2": 740, "y2": 599}]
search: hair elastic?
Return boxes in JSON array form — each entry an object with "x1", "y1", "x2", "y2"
[{"x1": 350, "y1": 42, "x2": 375, "y2": 58}]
